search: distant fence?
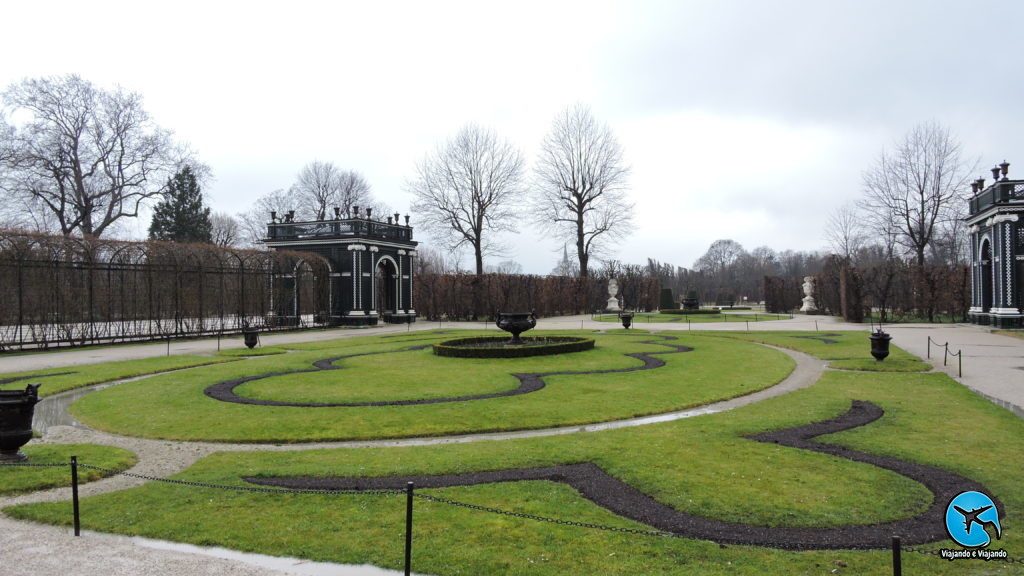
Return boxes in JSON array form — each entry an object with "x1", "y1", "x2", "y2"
[{"x1": 0, "y1": 231, "x2": 330, "y2": 350}]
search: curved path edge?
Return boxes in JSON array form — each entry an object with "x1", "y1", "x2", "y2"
[
  {"x1": 1, "y1": 345, "x2": 821, "y2": 509},
  {"x1": 248, "y1": 401, "x2": 994, "y2": 549}
]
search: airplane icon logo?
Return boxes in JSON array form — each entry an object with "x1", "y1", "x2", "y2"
[{"x1": 946, "y1": 491, "x2": 1002, "y2": 548}]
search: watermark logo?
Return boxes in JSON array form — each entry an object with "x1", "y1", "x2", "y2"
[{"x1": 941, "y1": 491, "x2": 1006, "y2": 561}]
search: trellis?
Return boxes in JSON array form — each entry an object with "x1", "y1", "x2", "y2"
[{"x1": 0, "y1": 231, "x2": 331, "y2": 350}]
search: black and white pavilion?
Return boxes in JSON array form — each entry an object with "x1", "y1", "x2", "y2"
[
  {"x1": 265, "y1": 207, "x2": 417, "y2": 326},
  {"x1": 967, "y1": 161, "x2": 1024, "y2": 328}
]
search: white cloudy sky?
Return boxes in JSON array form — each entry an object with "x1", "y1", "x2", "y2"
[{"x1": 2, "y1": 0, "x2": 1022, "y2": 273}]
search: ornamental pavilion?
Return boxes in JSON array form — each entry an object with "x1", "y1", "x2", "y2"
[
  {"x1": 264, "y1": 207, "x2": 417, "y2": 326},
  {"x1": 967, "y1": 161, "x2": 1024, "y2": 328}
]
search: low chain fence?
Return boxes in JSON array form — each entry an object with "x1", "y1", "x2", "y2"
[
  {"x1": 2, "y1": 457, "x2": 1020, "y2": 575},
  {"x1": 927, "y1": 336, "x2": 964, "y2": 377}
]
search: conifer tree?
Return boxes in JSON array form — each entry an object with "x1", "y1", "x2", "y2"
[{"x1": 148, "y1": 166, "x2": 213, "y2": 243}]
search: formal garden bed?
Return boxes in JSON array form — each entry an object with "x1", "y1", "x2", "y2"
[
  {"x1": 2, "y1": 330, "x2": 1022, "y2": 575},
  {"x1": 61, "y1": 331, "x2": 792, "y2": 442}
]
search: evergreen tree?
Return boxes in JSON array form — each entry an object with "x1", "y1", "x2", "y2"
[{"x1": 148, "y1": 166, "x2": 213, "y2": 243}]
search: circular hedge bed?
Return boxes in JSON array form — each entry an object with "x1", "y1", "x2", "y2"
[{"x1": 433, "y1": 336, "x2": 595, "y2": 358}]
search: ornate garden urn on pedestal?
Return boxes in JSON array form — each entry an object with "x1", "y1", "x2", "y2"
[
  {"x1": 496, "y1": 312, "x2": 537, "y2": 345},
  {"x1": 869, "y1": 329, "x2": 891, "y2": 361},
  {"x1": 0, "y1": 383, "x2": 41, "y2": 462},
  {"x1": 605, "y1": 278, "x2": 622, "y2": 312}
]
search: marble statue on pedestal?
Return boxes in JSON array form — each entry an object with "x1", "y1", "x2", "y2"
[
  {"x1": 800, "y1": 275, "x2": 818, "y2": 313},
  {"x1": 606, "y1": 278, "x2": 622, "y2": 312}
]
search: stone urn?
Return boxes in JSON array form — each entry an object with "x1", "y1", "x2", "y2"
[
  {"x1": 869, "y1": 329, "x2": 891, "y2": 361},
  {"x1": 496, "y1": 312, "x2": 537, "y2": 345},
  {"x1": 619, "y1": 312, "x2": 634, "y2": 330},
  {"x1": 243, "y1": 327, "x2": 259, "y2": 349},
  {"x1": 0, "y1": 383, "x2": 41, "y2": 462}
]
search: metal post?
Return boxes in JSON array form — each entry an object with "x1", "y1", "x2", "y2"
[
  {"x1": 746, "y1": 321, "x2": 749, "y2": 331},
  {"x1": 927, "y1": 337, "x2": 931, "y2": 359},
  {"x1": 405, "y1": 482, "x2": 414, "y2": 576},
  {"x1": 166, "y1": 336, "x2": 171, "y2": 357},
  {"x1": 71, "y1": 456, "x2": 81, "y2": 536},
  {"x1": 944, "y1": 347, "x2": 949, "y2": 366},
  {"x1": 958, "y1": 353, "x2": 962, "y2": 377},
  {"x1": 891, "y1": 536, "x2": 902, "y2": 576},
  {"x1": 814, "y1": 320, "x2": 818, "y2": 331}
]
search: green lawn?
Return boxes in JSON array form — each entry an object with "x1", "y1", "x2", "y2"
[
  {"x1": 5, "y1": 329, "x2": 1022, "y2": 575},
  {"x1": 68, "y1": 331, "x2": 793, "y2": 442},
  {"x1": 702, "y1": 330, "x2": 932, "y2": 372},
  {"x1": 0, "y1": 355, "x2": 237, "y2": 397},
  {"x1": 7, "y1": 346, "x2": 1022, "y2": 575},
  {"x1": 0, "y1": 444, "x2": 136, "y2": 495}
]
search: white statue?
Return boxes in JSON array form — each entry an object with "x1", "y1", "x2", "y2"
[
  {"x1": 606, "y1": 278, "x2": 621, "y2": 312},
  {"x1": 800, "y1": 275, "x2": 818, "y2": 313}
]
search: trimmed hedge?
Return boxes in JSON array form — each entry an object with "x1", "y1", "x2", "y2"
[
  {"x1": 433, "y1": 336, "x2": 596, "y2": 358},
  {"x1": 658, "y1": 309, "x2": 719, "y2": 315}
]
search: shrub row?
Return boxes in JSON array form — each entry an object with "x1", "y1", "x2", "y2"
[
  {"x1": 432, "y1": 336, "x2": 596, "y2": 358},
  {"x1": 658, "y1": 309, "x2": 720, "y2": 315}
]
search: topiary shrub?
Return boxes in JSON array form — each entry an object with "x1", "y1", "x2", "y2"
[
  {"x1": 433, "y1": 336, "x2": 595, "y2": 358},
  {"x1": 658, "y1": 288, "x2": 675, "y2": 311}
]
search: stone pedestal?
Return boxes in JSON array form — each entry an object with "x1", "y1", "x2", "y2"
[
  {"x1": 605, "y1": 278, "x2": 621, "y2": 312},
  {"x1": 799, "y1": 276, "x2": 818, "y2": 313}
]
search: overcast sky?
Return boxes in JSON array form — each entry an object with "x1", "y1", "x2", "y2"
[{"x1": 2, "y1": 0, "x2": 1021, "y2": 273}]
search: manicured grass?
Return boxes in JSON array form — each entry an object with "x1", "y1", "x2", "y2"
[
  {"x1": 8, "y1": 354, "x2": 1023, "y2": 575},
  {"x1": 0, "y1": 355, "x2": 238, "y2": 397},
  {"x1": 68, "y1": 331, "x2": 794, "y2": 442},
  {"x1": 704, "y1": 330, "x2": 929, "y2": 371},
  {"x1": 594, "y1": 312, "x2": 791, "y2": 324},
  {"x1": 0, "y1": 444, "x2": 136, "y2": 495},
  {"x1": 216, "y1": 346, "x2": 288, "y2": 357}
]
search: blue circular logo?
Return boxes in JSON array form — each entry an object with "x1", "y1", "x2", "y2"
[{"x1": 945, "y1": 491, "x2": 1001, "y2": 548}]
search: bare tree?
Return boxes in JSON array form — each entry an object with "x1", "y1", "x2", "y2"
[
  {"x1": 0, "y1": 75, "x2": 189, "y2": 237},
  {"x1": 824, "y1": 202, "x2": 867, "y2": 265},
  {"x1": 210, "y1": 212, "x2": 241, "y2": 247},
  {"x1": 236, "y1": 188, "x2": 297, "y2": 248},
  {"x1": 408, "y1": 124, "x2": 525, "y2": 275},
  {"x1": 860, "y1": 121, "x2": 973, "y2": 266},
  {"x1": 291, "y1": 161, "x2": 372, "y2": 220},
  {"x1": 532, "y1": 104, "x2": 632, "y2": 277},
  {"x1": 487, "y1": 260, "x2": 524, "y2": 275},
  {"x1": 693, "y1": 239, "x2": 745, "y2": 275}
]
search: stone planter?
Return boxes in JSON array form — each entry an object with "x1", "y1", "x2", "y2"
[
  {"x1": 496, "y1": 312, "x2": 537, "y2": 345},
  {"x1": 869, "y1": 330, "x2": 891, "y2": 361},
  {"x1": 0, "y1": 383, "x2": 41, "y2": 462},
  {"x1": 619, "y1": 312, "x2": 634, "y2": 330},
  {"x1": 243, "y1": 328, "x2": 259, "y2": 349}
]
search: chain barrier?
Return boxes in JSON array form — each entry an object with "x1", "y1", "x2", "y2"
[
  {"x1": 414, "y1": 492, "x2": 677, "y2": 539},
  {"x1": 75, "y1": 463, "x2": 402, "y2": 496},
  {"x1": 926, "y1": 336, "x2": 963, "y2": 377}
]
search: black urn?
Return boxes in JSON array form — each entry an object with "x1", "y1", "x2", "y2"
[
  {"x1": 619, "y1": 312, "x2": 634, "y2": 330},
  {"x1": 869, "y1": 329, "x2": 891, "y2": 361},
  {"x1": 0, "y1": 383, "x2": 41, "y2": 462},
  {"x1": 496, "y1": 312, "x2": 537, "y2": 345},
  {"x1": 243, "y1": 327, "x2": 259, "y2": 349}
]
